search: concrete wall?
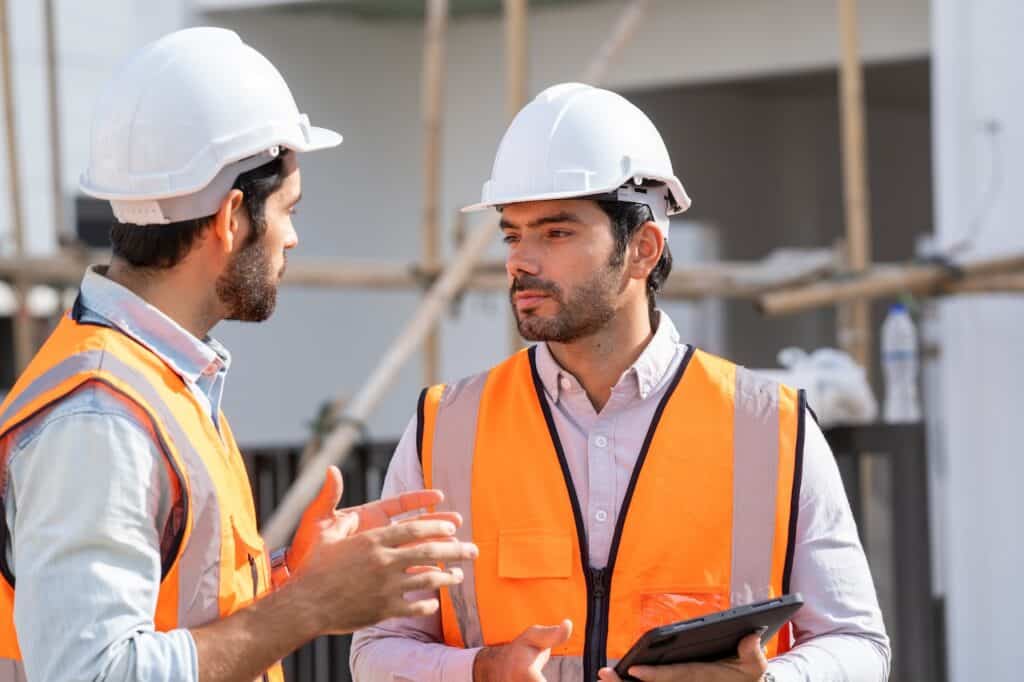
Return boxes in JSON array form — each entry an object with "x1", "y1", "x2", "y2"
[{"x1": 932, "y1": 1, "x2": 1024, "y2": 679}]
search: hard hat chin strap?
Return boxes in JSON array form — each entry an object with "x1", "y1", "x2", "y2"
[{"x1": 591, "y1": 182, "x2": 672, "y2": 240}]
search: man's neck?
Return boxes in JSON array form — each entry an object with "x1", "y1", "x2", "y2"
[
  {"x1": 546, "y1": 306, "x2": 657, "y2": 413},
  {"x1": 103, "y1": 262, "x2": 222, "y2": 340}
]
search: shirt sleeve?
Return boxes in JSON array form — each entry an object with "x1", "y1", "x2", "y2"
[
  {"x1": 767, "y1": 409, "x2": 892, "y2": 682},
  {"x1": 7, "y1": 398, "x2": 198, "y2": 682},
  {"x1": 349, "y1": 415, "x2": 480, "y2": 682}
]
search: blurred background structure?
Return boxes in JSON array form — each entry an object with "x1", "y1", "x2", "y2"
[{"x1": 2, "y1": 1, "x2": 1022, "y2": 680}]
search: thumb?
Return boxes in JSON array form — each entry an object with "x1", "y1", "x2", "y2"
[
  {"x1": 737, "y1": 631, "x2": 768, "y2": 666},
  {"x1": 306, "y1": 465, "x2": 344, "y2": 519},
  {"x1": 522, "y1": 619, "x2": 573, "y2": 650}
]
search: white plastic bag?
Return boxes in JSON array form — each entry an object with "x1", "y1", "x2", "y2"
[{"x1": 755, "y1": 347, "x2": 878, "y2": 427}]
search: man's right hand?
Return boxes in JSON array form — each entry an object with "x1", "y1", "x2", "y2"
[
  {"x1": 291, "y1": 508, "x2": 478, "y2": 635},
  {"x1": 473, "y1": 620, "x2": 573, "y2": 682}
]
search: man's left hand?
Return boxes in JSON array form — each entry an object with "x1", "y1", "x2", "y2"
[{"x1": 597, "y1": 632, "x2": 768, "y2": 682}]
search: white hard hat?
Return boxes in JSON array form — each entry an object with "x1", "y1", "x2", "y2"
[
  {"x1": 463, "y1": 82, "x2": 690, "y2": 237},
  {"x1": 80, "y1": 27, "x2": 342, "y2": 225}
]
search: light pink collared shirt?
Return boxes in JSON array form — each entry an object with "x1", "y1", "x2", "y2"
[{"x1": 350, "y1": 312, "x2": 890, "y2": 682}]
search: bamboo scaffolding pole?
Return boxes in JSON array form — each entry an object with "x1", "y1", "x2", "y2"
[
  {"x1": 504, "y1": 0, "x2": 527, "y2": 356},
  {"x1": 0, "y1": 0, "x2": 31, "y2": 373},
  {"x1": 263, "y1": 219, "x2": 498, "y2": 547},
  {"x1": 758, "y1": 253, "x2": 1024, "y2": 316},
  {"x1": 581, "y1": 0, "x2": 651, "y2": 85},
  {"x1": 421, "y1": 0, "x2": 448, "y2": 386},
  {"x1": 837, "y1": 0, "x2": 873, "y2": 371},
  {"x1": 44, "y1": 0, "x2": 65, "y2": 242}
]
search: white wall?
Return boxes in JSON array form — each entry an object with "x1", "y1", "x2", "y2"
[
  {"x1": 1, "y1": 0, "x2": 187, "y2": 256},
  {"x1": 3, "y1": 0, "x2": 929, "y2": 444},
  {"x1": 932, "y1": 1, "x2": 1024, "y2": 680},
  {"x1": 206, "y1": 0, "x2": 929, "y2": 444}
]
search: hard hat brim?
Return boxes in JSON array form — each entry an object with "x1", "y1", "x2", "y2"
[
  {"x1": 296, "y1": 126, "x2": 343, "y2": 152},
  {"x1": 461, "y1": 178, "x2": 691, "y2": 215}
]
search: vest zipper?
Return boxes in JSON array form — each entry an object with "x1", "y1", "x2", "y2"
[
  {"x1": 248, "y1": 554, "x2": 271, "y2": 682},
  {"x1": 526, "y1": 346, "x2": 693, "y2": 682},
  {"x1": 584, "y1": 567, "x2": 609, "y2": 678}
]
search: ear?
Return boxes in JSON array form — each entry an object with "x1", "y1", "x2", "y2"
[
  {"x1": 628, "y1": 221, "x2": 665, "y2": 282},
  {"x1": 210, "y1": 189, "x2": 246, "y2": 255}
]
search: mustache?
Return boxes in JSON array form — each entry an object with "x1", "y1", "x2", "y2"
[{"x1": 510, "y1": 275, "x2": 562, "y2": 298}]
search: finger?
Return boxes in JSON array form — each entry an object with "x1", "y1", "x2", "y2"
[
  {"x1": 522, "y1": 619, "x2": 573, "y2": 649},
  {"x1": 405, "y1": 564, "x2": 444, "y2": 575},
  {"x1": 737, "y1": 632, "x2": 769, "y2": 667},
  {"x1": 393, "y1": 539, "x2": 479, "y2": 566},
  {"x1": 398, "y1": 511, "x2": 462, "y2": 527},
  {"x1": 304, "y1": 466, "x2": 344, "y2": 519},
  {"x1": 371, "y1": 489, "x2": 445, "y2": 518},
  {"x1": 597, "y1": 668, "x2": 624, "y2": 682},
  {"x1": 401, "y1": 566, "x2": 464, "y2": 592},
  {"x1": 374, "y1": 519, "x2": 458, "y2": 547},
  {"x1": 399, "y1": 597, "x2": 441, "y2": 618}
]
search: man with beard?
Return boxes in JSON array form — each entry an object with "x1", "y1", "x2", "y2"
[
  {"x1": 0, "y1": 28, "x2": 477, "y2": 682},
  {"x1": 351, "y1": 83, "x2": 890, "y2": 682}
]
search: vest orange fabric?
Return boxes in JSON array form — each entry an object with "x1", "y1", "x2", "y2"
[
  {"x1": 420, "y1": 346, "x2": 804, "y2": 680},
  {"x1": 0, "y1": 313, "x2": 283, "y2": 681}
]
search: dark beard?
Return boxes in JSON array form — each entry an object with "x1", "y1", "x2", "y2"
[
  {"x1": 510, "y1": 265, "x2": 619, "y2": 343},
  {"x1": 216, "y1": 237, "x2": 281, "y2": 322}
]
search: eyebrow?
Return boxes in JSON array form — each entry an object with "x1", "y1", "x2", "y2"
[{"x1": 499, "y1": 211, "x2": 585, "y2": 230}]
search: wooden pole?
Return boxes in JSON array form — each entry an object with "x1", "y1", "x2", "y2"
[
  {"x1": 44, "y1": 0, "x2": 66, "y2": 242},
  {"x1": 262, "y1": 220, "x2": 499, "y2": 547},
  {"x1": 421, "y1": 0, "x2": 448, "y2": 387},
  {"x1": 758, "y1": 253, "x2": 1024, "y2": 315},
  {"x1": 837, "y1": 0, "x2": 873, "y2": 371},
  {"x1": 581, "y1": 0, "x2": 651, "y2": 86},
  {"x1": 504, "y1": 0, "x2": 528, "y2": 355},
  {"x1": 0, "y1": 0, "x2": 32, "y2": 374}
]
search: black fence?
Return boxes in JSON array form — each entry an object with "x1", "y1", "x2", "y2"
[{"x1": 244, "y1": 424, "x2": 945, "y2": 682}]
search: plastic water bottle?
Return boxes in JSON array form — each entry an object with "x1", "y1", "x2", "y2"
[{"x1": 881, "y1": 304, "x2": 921, "y2": 423}]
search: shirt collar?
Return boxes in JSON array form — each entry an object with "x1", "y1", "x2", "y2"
[
  {"x1": 78, "y1": 266, "x2": 230, "y2": 386},
  {"x1": 534, "y1": 310, "x2": 683, "y2": 403}
]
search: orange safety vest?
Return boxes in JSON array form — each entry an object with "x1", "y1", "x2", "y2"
[
  {"x1": 0, "y1": 309, "x2": 283, "y2": 682},
  {"x1": 420, "y1": 346, "x2": 804, "y2": 681}
]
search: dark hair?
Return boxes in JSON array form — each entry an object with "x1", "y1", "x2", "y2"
[
  {"x1": 596, "y1": 199, "x2": 673, "y2": 318},
  {"x1": 110, "y1": 149, "x2": 292, "y2": 269}
]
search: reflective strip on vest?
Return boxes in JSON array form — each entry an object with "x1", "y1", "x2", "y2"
[
  {"x1": 430, "y1": 374, "x2": 487, "y2": 649},
  {"x1": 541, "y1": 655, "x2": 584, "y2": 679},
  {"x1": 427, "y1": 358, "x2": 795, "y2": 663},
  {"x1": 0, "y1": 658, "x2": 26, "y2": 682},
  {"x1": 730, "y1": 366, "x2": 781, "y2": 605},
  {"x1": 0, "y1": 350, "x2": 221, "y2": 627}
]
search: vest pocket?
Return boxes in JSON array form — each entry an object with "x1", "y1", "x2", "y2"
[
  {"x1": 637, "y1": 586, "x2": 727, "y2": 636},
  {"x1": 498, "y1": 530, "x2": 573, "y2": 579},
  {"x1": 230, "y1": 516, "x2": 268, "y2": 606}
]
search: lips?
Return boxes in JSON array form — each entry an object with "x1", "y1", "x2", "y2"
[{"x1": 514, "y1": 291, "x2": 550, "y2": 310}]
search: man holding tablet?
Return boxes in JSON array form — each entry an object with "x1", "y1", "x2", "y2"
[{"x1": 351, "y1": 83, "x2": 890, "y2": 682}]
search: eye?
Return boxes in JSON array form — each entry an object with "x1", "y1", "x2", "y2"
[
  {"x1": 548, "y1": 229, "x2": 572, "y2": 238},
  {"x1": 502, "y1": 233, "x2": 519, "y2": 245}
]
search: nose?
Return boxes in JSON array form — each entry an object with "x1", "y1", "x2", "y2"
[
  {"x1": 283, "y1": 224, "x2": 298, "y2": 250},
  {"x1": 506, "y1": 240, "x2": 540, "y2": 281}
]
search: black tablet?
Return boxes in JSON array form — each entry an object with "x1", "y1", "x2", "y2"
[{"x1": 613, "y1": 594, "x2": 804, "y2": 680}]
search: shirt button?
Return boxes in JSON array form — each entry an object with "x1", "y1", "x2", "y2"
[
  {"x1": 594, "y1": 435, "x2": 608, "y2": 448},
  {"x1": 559, "y1": 376, "x2": 572, "y2": 391},
  {"x1": 595, "y1": 510, "x2": 608, "y2": 522}
]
